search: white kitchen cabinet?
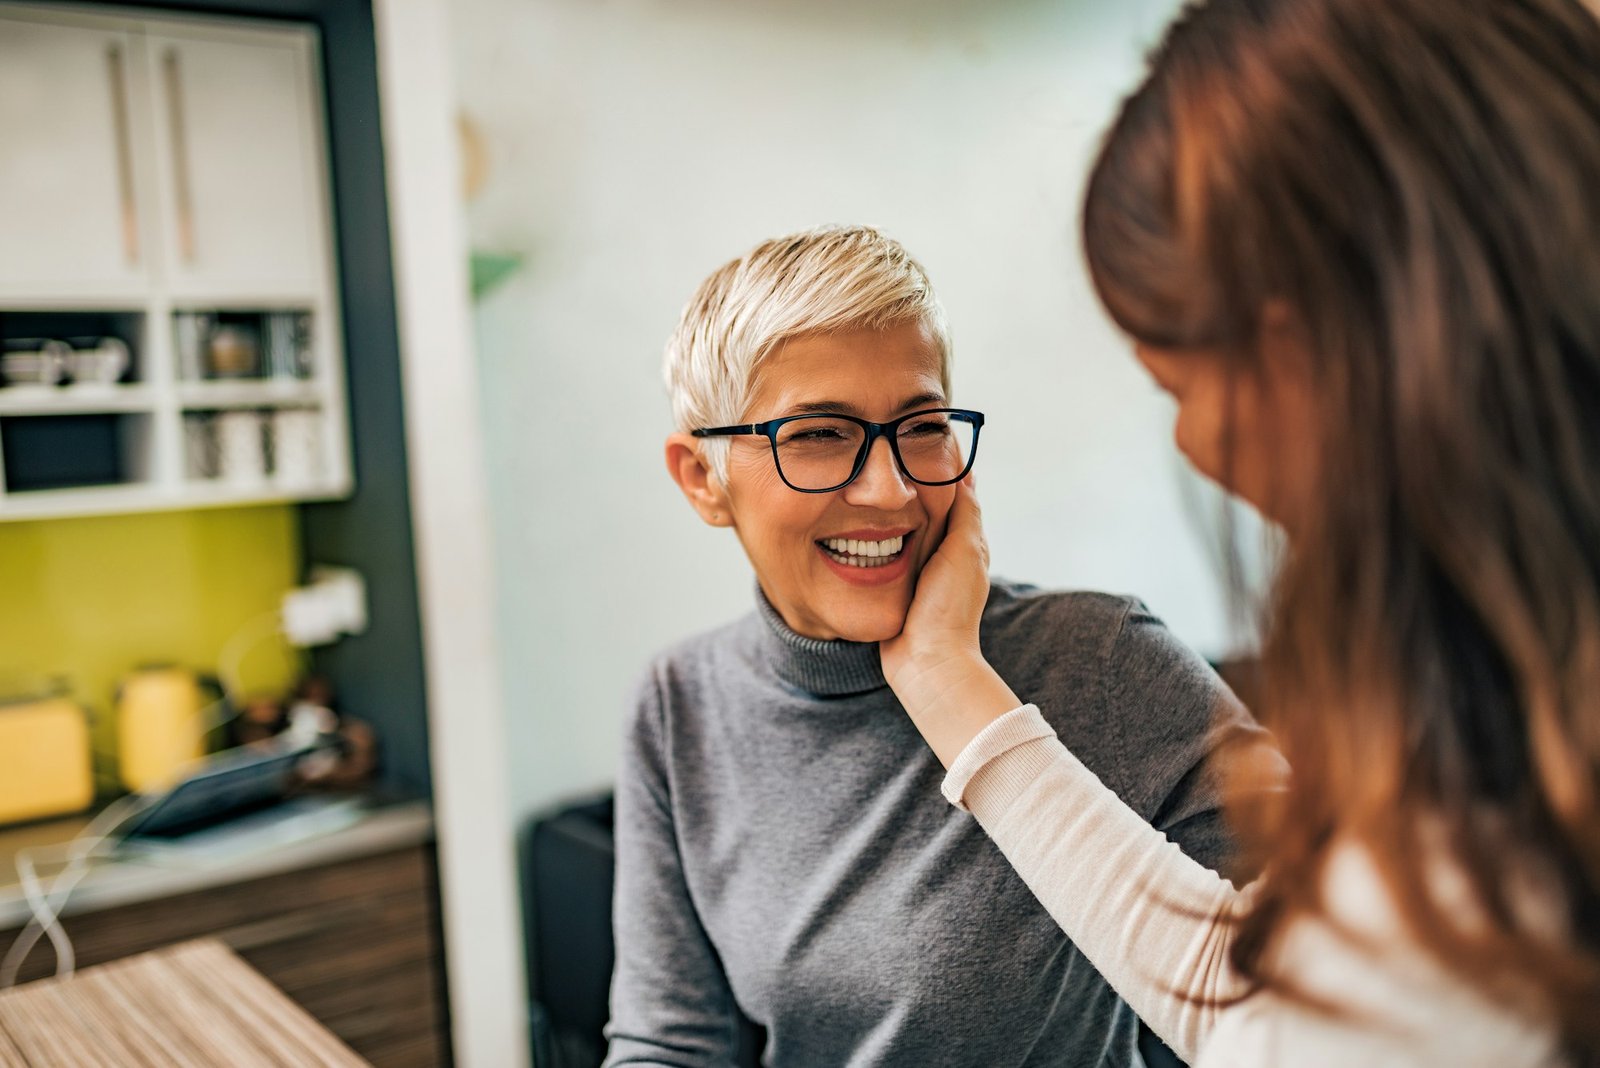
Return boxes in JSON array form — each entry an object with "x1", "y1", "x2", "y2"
[
  {"x1": 146, "y1": 26, "x2": 330, "y2": 300},
  {"x1": 0, "y1": 4, "x2": 351, "y2": 521},
  {"x1": 0, "y1": 17, "x2": 156, "y2": 299}
]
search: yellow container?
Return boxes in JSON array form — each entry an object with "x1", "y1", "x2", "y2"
[
  {"x1": 0, "y1": 695, "x2": 94, "y2": 825},
  {"x1": 117, "y1": 667, "x2": 208, "y2": 793}
]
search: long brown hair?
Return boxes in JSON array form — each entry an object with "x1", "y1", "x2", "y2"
[{"x1": 1084, "y1": 0, "x2": 1600, "y2": 1056}]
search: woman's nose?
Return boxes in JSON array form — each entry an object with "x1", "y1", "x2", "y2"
[{"x1": 843, "y1": 436, "x2": 915, "y2": 508}]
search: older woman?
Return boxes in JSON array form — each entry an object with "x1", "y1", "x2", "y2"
[{"x1": 603, "y1": 225, "x2": 1281, "y2": 1067}]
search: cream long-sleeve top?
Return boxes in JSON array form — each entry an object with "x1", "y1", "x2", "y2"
[{"x1": 943, "y1": 704, "x2": 1562, "y2": 1068}]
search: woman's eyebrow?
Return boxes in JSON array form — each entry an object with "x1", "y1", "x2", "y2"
[
  {"x1": 786, "y1": 400, "x2": 860, "y2": 416},
  {"x1": 896, "y1": 391, "x2": 948, "y2": 412},
  {"x1": 782, "y1": 392, "x2": 947, "y2": 418}
]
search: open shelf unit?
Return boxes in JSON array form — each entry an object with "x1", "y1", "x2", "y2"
[{"x1": 0, "y1": 298, "x2": 351, "y2": 519}]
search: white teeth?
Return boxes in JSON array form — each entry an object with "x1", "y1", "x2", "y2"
[{"x1": 819, "y1": 535, "x2": 906, "y2": 564}]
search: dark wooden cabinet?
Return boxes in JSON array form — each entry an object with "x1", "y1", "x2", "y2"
[{"x1": 0, "y1": 844, "x2": 449, "y2": 1068}]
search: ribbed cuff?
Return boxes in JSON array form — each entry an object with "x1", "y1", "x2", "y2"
[{"x1": 941, "y1": 704, "x2": 1055, "y2": 811}]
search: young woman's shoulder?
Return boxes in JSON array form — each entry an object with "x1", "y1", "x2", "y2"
[{"x1": 1202, "y1": 839, "x2": 1560, "y2": 1068}]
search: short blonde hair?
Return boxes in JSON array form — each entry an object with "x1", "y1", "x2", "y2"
[{"x1": 664, "y1": 225, "x2": 952, "y2": 480}]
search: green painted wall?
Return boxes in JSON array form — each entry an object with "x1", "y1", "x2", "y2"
[{"x1": 0, "y1": 506, "x2": 303, "y2": 788}]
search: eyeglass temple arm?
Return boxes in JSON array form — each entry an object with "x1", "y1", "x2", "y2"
[{"x1": 691, "y1": 425, "x2": 763, "y2": 437}]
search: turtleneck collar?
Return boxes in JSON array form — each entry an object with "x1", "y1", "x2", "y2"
[{"x1": 754, "y1": 585, "x2": 888, "y2": 697}]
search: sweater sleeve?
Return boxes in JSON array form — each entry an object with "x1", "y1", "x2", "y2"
[
  {"x1": 944, "y1": 704, "x2": 1255, "y2": 1064},
  {"x1": 603, "y1": 667, "x2": 741, "y2": 1068}
]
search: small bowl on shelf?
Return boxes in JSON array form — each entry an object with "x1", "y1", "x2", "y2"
[
  {"x1": 0, "y1": 339, "x2": 70, "y2": 388},
  {"x1": 64, "y1": 337, "x2": 131, "y2": 388}
]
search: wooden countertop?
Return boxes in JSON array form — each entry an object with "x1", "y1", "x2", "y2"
[{"x1": 0, "y1": 938, "x2": 371, "y2": 1066}]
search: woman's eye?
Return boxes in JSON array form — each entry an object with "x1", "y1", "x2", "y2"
[
  {"x1": 791, "y1": 428, "x2": 845, "y2": 442},
  {"x1": 905, "y1": 420, "x2": 950, "y2": 437}
]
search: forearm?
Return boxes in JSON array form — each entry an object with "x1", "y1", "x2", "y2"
[
  {"x1": 606, "y1": 878, "x2": 741, "y2": 1068},
  {"x1": 609, "y1": 683, "x2": 740, "y2": 1067},
  {"x1": 948, "y1": 707, "x2": 1253, "y2": 1062},
  {"x1": 889, "y1": 650, "x2": 1021, "y2": 767},
  {"x1": 604, "y1": 1026, "x2": 734, "y2": 1068}
]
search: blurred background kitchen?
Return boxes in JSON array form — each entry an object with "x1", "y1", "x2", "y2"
[{"x1": 0, "y1": 0, "x2": 1255, "y2": 1065}]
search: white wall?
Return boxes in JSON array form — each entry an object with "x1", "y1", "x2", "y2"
[
  {"x1": 453, "y1": 0, "x2": 1253, "y2": 818},
  {"x1": 375, "y1": 1, "x2": 528, "y2": 1063}
]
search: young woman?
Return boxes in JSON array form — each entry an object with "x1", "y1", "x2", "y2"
[{"x1": 882, "y1": 0, "x2": 1600, "y2": 1065}]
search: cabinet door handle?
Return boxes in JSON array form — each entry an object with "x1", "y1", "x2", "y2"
[
  {"x1": 106, "y1": 44, "x2": 139, "y2": 265},
  {"x1": 163, "y1": 47, "x2": 196, "y2": 264}
]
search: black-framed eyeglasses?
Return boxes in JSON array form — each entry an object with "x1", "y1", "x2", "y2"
[{"x1": 693, "y1": 408, "x2": 985, "y2": 493}]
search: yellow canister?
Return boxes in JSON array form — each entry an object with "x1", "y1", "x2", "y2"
[
  {"x1": 117, "y1": 667, "x2": 208, "y2": 793},
  {"x1": 0, "y1": 694, "x2": 94, "y2": 825}
]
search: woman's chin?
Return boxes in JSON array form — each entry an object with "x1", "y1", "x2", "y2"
[
  {"x1": 825, "y1": 605, "x2": 910, "y2": 644},
  {"x1": 845, "y1": 624, "x2": 904, "y2": 644}
]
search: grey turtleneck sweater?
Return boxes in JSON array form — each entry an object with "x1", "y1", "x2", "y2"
[{"x1": 604, "y1": 580, "x2": 1278, "y2": 1068}]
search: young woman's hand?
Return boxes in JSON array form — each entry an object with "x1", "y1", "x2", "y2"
[
  {"x1": 881, "y1": 479, "x2": 1023, "y2": 767},
  {"x1": 881, "y1": 479, "x2": 990, "y2": 680}
]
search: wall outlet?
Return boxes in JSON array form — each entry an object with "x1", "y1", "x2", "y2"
[{"x1": 282, "y1": 567, "x2": 367, "y2": 647}]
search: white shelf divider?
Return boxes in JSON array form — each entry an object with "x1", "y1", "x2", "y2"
[
  {"x1": 175, "y1": 379, "x2": 322, "y2": 409},
  {"x1": 0, "y1": 385, "x2": 160, "y2": 416}
]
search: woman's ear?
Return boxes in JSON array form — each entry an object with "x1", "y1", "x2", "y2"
[{"x1": 665, "y1": 433, "x2": 734, "y2": 528}]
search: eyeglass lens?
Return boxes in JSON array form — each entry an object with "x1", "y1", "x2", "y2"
[{"x1": 771, "y1": 413, "x2": 975, "y2": 490}]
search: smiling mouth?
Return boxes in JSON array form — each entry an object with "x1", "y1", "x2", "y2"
[{"x1": 815, "y1": 534, "x2": 908, "y2": 569}]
